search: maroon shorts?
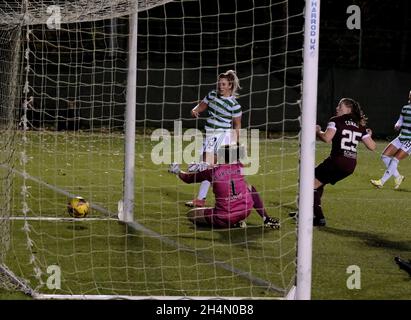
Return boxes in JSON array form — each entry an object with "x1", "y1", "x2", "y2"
[
  {"x1": 315, "y1": 156, "x2": 356, "y2": 185},
  {"x1": 202, "y1": 208, "x2": 251, "y2": 228}
]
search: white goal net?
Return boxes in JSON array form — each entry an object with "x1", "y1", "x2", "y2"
[{"x1": 0, "y1": 0, "x2": 306, "y2": 299}]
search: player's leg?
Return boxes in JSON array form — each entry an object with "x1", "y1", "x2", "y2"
[
  {"x1": 381, "y1": 140, "x2": 399, "y2": 158},
  {"x1": 228, "y1": 211, "x2": 250, "y2": 228},
  {"x1": 312, "y1": 160, "x2": 329, "y2": 226},
  {"x1": 312, "y1": 157, "x2": 353, "y2": 226},
  {"x1": 382, "y1": 141, "x2": 401, "y2": 177},
  {"x1": 288, "y1": 166, "x2": 327, "y2": 224},
  {"x1": 248, "y1": 184, "x2": 269, "y2": 219},
  {"x1": 185, "y1": 134, "x2": 218, "y2": 207},
  {"x1": 380, "y1": 156, "x2": 400, "y2": 184},
  {"x1": 187, "y1": 130, "x2": 230, "y2": 207},
  {"x1": 197, "y1": 131, "x2": 228, "y2": 198},
  {"x1": 187, "y1": 208, "x2": 247, "y2": 229},
  {"x1": 313, "y1": 178, "x2": 326, "y2": 226},
  {"x1": 199, "y1": 133, "x2": 218, "y2": 202},
  {"x1": 390, "y1": 143, "x2": 411, "y2": 188},
  {"x1": 289, "y1": 176, "x2": 326, "y2": 226},
  {"x1": 213, "y1": 130, "x2": 232, "y2": 164},
  {"x1": 248, "y1": 184, "x2": 280, "y2": 229},
  {"x1": 380, "y1": 149, "x2": 408, "y2": 186},
  {"x1": 186, "y1": 207, "x2": 214, "y2": 226},
  {"x1": 372, "y1": 139, "x2": 401, "y2": 188},
  {"x1": 381, "y1": 144, "x2": 401, "y2": 177},
  {"x1": 393, "y1": 140, "x2": 411, "y2": 188},
  {"x1": 195, "y1": 151, "x2": 212, "y2": 205},
  {"x1": 220, "y1": 209, "x2": 253, "y2": 228}
]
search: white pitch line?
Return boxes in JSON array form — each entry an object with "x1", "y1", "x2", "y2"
[{"x1": 6, "y1": 217, "x2": 117, "y2": 222}]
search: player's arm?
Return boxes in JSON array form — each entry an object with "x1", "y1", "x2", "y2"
[
  {"x1": 178, "y1": 169, "x2": 212, "y2": 184},
  {"x1": 362, "y1": 128, "x2": 377, "y2": 151},
  {"x1": 191, "y1": 101, "x2": 208, "y2": 118},
  {"x1": 168, "y1": 163, "x2": 212, "y2": 183},
  {"x1": 232, "y1": 115, "x2": 241, "y2": 143},
  {"x1": 316, "y1": 124, "x2": 335, "y2": 143},
  {"x1": 394, "y1": 114, "x2": 403, "y2": 131}
]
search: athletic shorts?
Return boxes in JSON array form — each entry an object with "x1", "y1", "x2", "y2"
[
  {"x1": 315, "y1": 156, "x2": 356, "y2": 185},
  {"x1": 389, "y1": 137, "x2": 411, "y2": 155},
  {"x1": 201, "y1": 130, "x2": 232, "y2": 154},
  {"x1": 197, "y1": 207, "x2": 251, "y2": 228}
]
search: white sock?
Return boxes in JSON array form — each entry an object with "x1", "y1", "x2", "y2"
[
  {"x1": 381, "y1": 155, "x2": 391, "y2": 168},
  {"x1": 197, "y1": 180, "x2": 211, "y2": 200},
  {"x1": 381, "y1": 158, "x2": 399, "y2": 184},
  {"x1": 381, "y1": 155, "x2": 400, "y2": 178}
]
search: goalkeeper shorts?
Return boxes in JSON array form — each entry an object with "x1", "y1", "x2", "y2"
[{"x1": 190, "y1": 207, "x2": 251, "y2": 228}]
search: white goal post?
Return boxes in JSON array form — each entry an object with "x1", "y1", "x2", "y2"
[
  {"x1": 0, "y1": 0, "x2": 318, "y2": 300},
  {"x1": 296, "y1": 0, "x2": 320, "y2": 300}
]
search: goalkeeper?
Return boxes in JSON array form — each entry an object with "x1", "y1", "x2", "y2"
[
  {"x1": 370, "y1": 90, "x2": 411, "y2": 189},
  {"x1": 169, "y1": 145, "x2": 280, "y2": 229},
  {"x1": 186, "y1": 70, "x2": 242, "y2": 208}
]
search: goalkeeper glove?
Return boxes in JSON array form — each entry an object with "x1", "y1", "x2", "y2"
[
  {"x1": 168, "y1": 163, "x2": 181, "y2": 174},
  {"x1": 188, "y1": 161, "x2": 209, "y2": 172}
]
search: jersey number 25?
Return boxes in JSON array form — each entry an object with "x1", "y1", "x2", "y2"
[{"x1": 341, "y1": 129, "x2": 362, "y2": 152}]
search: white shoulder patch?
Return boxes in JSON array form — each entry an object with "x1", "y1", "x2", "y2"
[{"x1": 327, "y1": 121, "x2": 336, "y2": 130}]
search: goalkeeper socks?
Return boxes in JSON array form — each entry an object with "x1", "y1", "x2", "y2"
[
  {"x1": 381, "y1": 157, "x2": 400, "y2": 184},
  {"x1": 381, "y1": 155, "x2": 400, "y2": 178},
  {"x1": 197, "y1": 180, "x2": 210, "y2": 200},
  {"x1": 250, "y1": 186, "x2": 269, "y2": 219}
]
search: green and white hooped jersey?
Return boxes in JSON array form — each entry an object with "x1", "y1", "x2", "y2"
[
  {"x1": 202, "y1": 90, "x2": 242, "y2": 131},
  {"x1": 399, "y1": 104, "x2": 411, "y2": 141}
]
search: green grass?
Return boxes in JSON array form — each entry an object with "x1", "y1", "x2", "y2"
[
  {"x1": 2, "y1": 131, "x2": 411, "y2": 299},
  {"x1": 312, "y1": 141, "x2": 411, "y2": 299},
  {"x1": 3, "y1": 131, "x2": 298, "y2": 298}
]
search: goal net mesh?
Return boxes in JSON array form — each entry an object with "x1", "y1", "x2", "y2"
[{"x1": 0, "y1": 0, "x2": 304, "y2": 299}]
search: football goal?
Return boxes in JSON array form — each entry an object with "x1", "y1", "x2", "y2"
[{"x1": 0, "y1": 0, "x2": 318, "y2": 300}]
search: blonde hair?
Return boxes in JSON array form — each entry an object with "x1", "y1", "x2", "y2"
[{"x1": 218, "y1": 70, "x2": 241, "y2": 97}]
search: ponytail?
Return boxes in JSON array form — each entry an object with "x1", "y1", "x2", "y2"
[{"x1": 340, "y1": 98, "x2": 368, "y2": 127}]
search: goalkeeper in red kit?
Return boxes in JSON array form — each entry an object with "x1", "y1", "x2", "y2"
[{"x1": 169, "y1": 145, "x2": 280, "y2": 229}]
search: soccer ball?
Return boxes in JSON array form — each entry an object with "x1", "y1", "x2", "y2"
[{"x1": 67, "y1": 196, "x2": 90, "y2": 218}]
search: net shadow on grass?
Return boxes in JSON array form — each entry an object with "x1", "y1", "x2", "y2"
[{"x1": 177, "y1": 225, "x2": 282, "y2": 250}]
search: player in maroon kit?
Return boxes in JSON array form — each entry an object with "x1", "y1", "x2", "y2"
[
  {"x1": 168, "y1": 145, "x2": 280, "y2": 229},
  {"x1": 313, "y1": 98, "x2": 376, "y2": 226}
]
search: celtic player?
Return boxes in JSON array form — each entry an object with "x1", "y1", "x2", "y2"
[
  {"x1": 371, "y1": 90, "x2": 411, "y2": 189},
  {"x1": 186, "y1": 70, "x2": 242, "y2": 207}
]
